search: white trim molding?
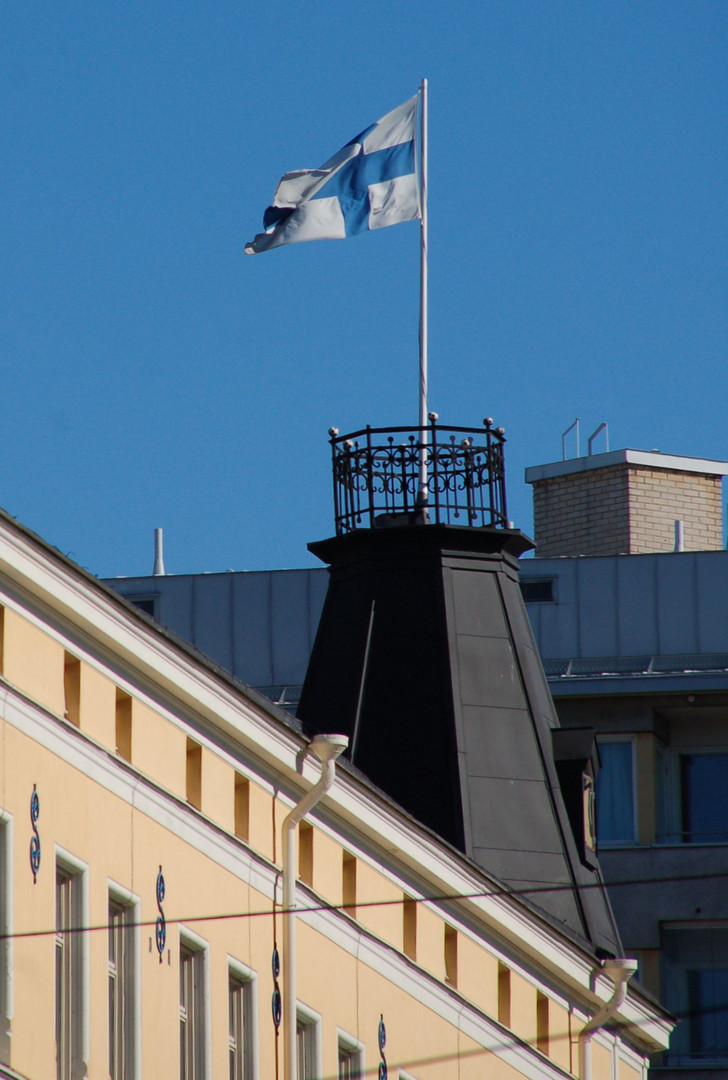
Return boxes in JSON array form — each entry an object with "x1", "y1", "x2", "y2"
[
  {"x1": 178, "y1": 926, "x2": 211, "y2": 1080},
  {"x1": 525, "y1": 449, "x2": 728, "y2": 483},
  {"x1": 0, "y1": 811, "x2": 12, "y2": 1066},
  {"x1": 54, "y1": 846, "x2": 90, "y2": 1080},
  {"x1": 227, "y1": 956, "x2": 259, "y2": 1080}
]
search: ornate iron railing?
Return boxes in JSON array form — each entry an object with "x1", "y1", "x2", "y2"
[{"x1": 329, "y1": 417, "x2": 508, "y2": 535}]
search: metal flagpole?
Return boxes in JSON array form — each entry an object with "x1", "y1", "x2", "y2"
[{"x1": 417, "y1": 77, "x2": 429, "y2": 508}]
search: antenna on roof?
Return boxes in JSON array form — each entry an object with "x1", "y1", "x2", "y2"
[
  {"x1": 562, "y1": 417, "x2": 580, "y2": 460},
  {"x1": 153, "y1": 528, "x2": 166, "y2": 576},
  {"x1": 588, "y1": 422, "x2": 609, "y2": 456}
]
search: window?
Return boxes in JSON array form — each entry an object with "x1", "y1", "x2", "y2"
[
  {"x1": 128, "y1": 596, "x2": 157, "y2": 618},
  {"x1": 63, "y1": 654, "x2": 80, "y2": 726},
  {"x1": 662, "y1": 924, "x2": 728, "y2": 1063},
  {"x1": 536, "y1": 992, "x2": 549, "y2": 1054},
  {"x1": 108, "y1": 890, "x2": 138, "y2": 1080},
  {"x1": 402, "y1": 896, "x2": 416, "y2": 960},
  {"x1": 444, "y1": 926, "x2": 458, "y2": 987},
  {"x1": 299, "y1": 822, "x2": 314, "y2": 886},
  {"x1": 520, "y1": 578, "x2": 555, "y2": 603},
  {"x1": 228, "y1": 963, "x2": 255, "y2": 1080},
  {"x1": 116, "y1": 691, "x2": 132, "y2": 763},
  {"x1": 180, "y1": 935, "x2": 207, "y2": 1080},
  {"x1": 680, "y1": 754, "x2": 728, "y2": 844},
  {"x1": 497, "y1": 963, "x2": 511, "y2": 1027},
  {"x1": 0, "y1": 813, "x2": 11, "y2": 1065},
  {"x1": 186, "y1": 740, "x2": 202, "y2": 810},
  {"x1": 56, "y1": 858, "x2": 87, "y2": 1080},
  {"x1": 595, "y1": 739, "x2": 635, "y2": 846},
  {"x1": 56, "y1": 870, "x2": 73, "y2": 1080},
  {"x1": 296, "y1": 1006, "x2": 320, "y2": 1080},
  {"x1": 342, "y1": 853, "x2": 356, "y2": 917},
  {"x1": 337, "y1": 1031, "x2": 363, "y2": 1080},
  {"x1": 234, "y1": 775, "x2": 249, "y2": 841},
  {"x1": 583, "y1": 771, "x2": 596, "y2": 854},
  {"x1": 658, "y1": 750, "x2": 728, "y2": 845}
]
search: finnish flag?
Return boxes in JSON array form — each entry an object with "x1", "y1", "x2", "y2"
[{"x1": 245, "y1": 95, "x2": 420, "y2": 255}]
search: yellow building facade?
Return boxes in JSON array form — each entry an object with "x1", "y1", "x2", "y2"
[{"x1": 0, "y1": 509, "x2": 671, "y2": 1080}]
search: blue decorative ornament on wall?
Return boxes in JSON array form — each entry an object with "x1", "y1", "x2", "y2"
[
  {"x1": 29, "y1": 785, "x2": 40, "y2": 884},
  {"x1": 271, "y1": 946, "x2": 282, "y2": 1033},
  {"x1": 155, "y1": 866, "x2": 166, "y2": 963},
  {"x1": 378, "y1": 1014, "x2": 387, "y2": 1080}
]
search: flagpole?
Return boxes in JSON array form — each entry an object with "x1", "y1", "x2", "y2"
[{"x1": 418, "y1": 76, "x2": 429, "y2": 508}]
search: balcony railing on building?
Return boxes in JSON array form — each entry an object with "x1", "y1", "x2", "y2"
[{"x1": 329, "y1": 417, "x2": 508, "y2": 535}]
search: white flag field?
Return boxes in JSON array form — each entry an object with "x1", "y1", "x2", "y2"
[
  {"x1": 246, "y1": 82, "x2": 431, "y2": 485},
  {"x1": 245, "y1": 95, "x2": 421, "y2": 255}
]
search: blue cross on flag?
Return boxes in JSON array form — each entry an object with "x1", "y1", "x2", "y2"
[{"x1": 245, "y1": 95, "x2": 420, "y2": 255}]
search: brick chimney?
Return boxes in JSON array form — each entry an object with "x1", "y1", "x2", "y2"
[{"x1": 525, "y1": 449, "x2": 727, "y2": 557}]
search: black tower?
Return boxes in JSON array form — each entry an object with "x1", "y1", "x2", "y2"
[{"x1": 298, "y1": 419, "x2": 622, "y2": 955}]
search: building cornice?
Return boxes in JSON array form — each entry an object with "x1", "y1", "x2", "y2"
[
  {"x1": 0, "y1": 514, "x2": 672, "y2": 1051},
  {"x1": 0, "y1": 673, "x2": 672, "y2": 1056},
  {"x1": 525, "y1": 449, "x2": 728, "y2": 484}
]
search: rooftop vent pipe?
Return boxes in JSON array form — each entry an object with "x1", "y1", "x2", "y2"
[{"x1": 153, "y1": 528, "x2": 166, "y2": 576}]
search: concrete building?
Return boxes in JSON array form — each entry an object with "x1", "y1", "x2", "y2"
[
  {"x1": 106, "y1": 443, "x2": 728, "y2": 1078},
  {"x1": 519, "y1": 545, "x2": 728, "y2": 1076},
  {"x1": 0, "y1": 427, "x2": 671, "y2": 1079},
  {"x1": 522, "y1": 449, "x2": 728, "y2": 1079}
]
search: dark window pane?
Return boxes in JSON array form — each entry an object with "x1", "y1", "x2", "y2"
[
  {"x1": 663, "y1": 926, "x2": 728, "y2": 1061},
  {"x1": 595, "y1": 741, "x2": 635, "y2": 845},
  {"x1": 129, "y1": 597, "x2": 156, "y2": 617},
  {"x1": 520, "y1": 578, "x2": 554, "y2": 603},
  {"x1": 681, "y1": 755, "x2": 728, "y2": 843}
]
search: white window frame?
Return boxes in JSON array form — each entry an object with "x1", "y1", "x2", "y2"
[
  {"x1": 337, "y1": 1029, "x2": 364, "y2": 1080},
  {"x1": 0, "y1": 811, "x2": 12, "y2": 1065},
  {"x1": 179, "y1": 927, "x2": 210, "y2": 1080},
  {"x1": 227, "y1": 957, "x2": 258, "y2": 1080},
  {"x1": 107, "y1": 881, "x2": 141, "y2": 1080},
  {"x1": 595, "y1": 735, "x2": 637, "y2": 847},
  {"x1": 296, "y1": 1002, "x2": 321, "y2": 1080},
  {"x1": 55, "y1": 848, "x2": 89, "y2": 1080}
]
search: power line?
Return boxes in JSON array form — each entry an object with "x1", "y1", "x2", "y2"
[{"x1": 3, "y1": 865, "x2": 728, "y2": 944}]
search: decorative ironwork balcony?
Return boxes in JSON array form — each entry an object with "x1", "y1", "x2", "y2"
[{"x1": 329, "y1": 417, "x2": 508, "y2": 535}]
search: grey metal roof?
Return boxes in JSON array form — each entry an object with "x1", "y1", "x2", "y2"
[
  {"x1": 107, "y1": 568, "x2": 328, "y2": 690},
  {"x1": 105, "y1": 549, "x2": 728, "y2": 706},
  {"x1": 521, "y1": 549, "x2": 728, "y2": 661}
]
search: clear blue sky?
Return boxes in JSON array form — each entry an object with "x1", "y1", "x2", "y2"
[{"x1": 3, "y1": 1, "x2": 726, "y2": 577}]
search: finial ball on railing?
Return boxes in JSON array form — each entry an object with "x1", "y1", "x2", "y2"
[
  {"x1": 428, "y1": 411, "x2": 439, "y2": 422},
  {"x1": 484, "y1": 417, "x2": 493, "y2": 427},
  {"x1": 496, "y1": 427, "x2": 505, "y2": 436},
  {"x1": 329, "y1": 427, "x2": 339, "y2": 437}
]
